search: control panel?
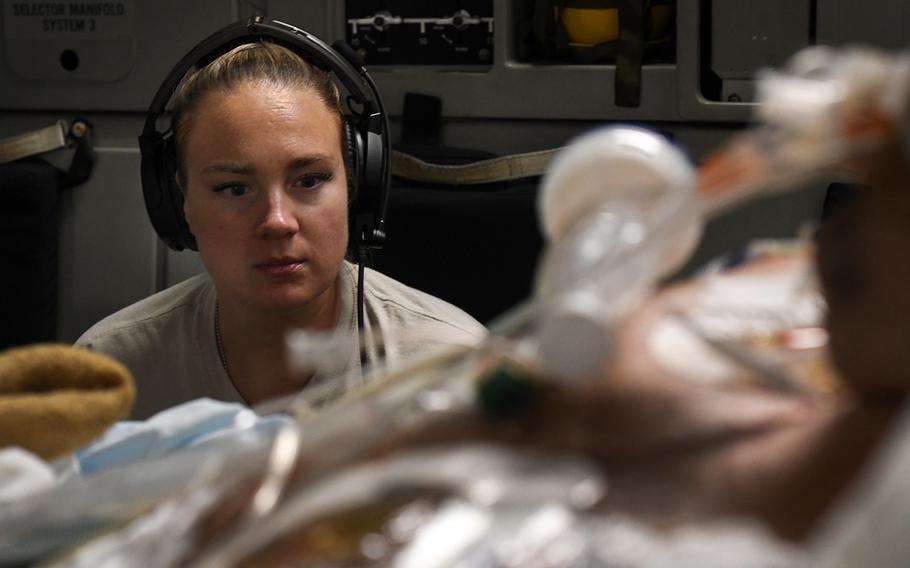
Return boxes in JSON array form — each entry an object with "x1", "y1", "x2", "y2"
[{"x1": 345, "y1": 1, "x2": 493, "y2": 68}]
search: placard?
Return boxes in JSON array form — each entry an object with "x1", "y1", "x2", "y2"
[{"x1": 2, "y1": 0, "x2": 135, "y2": 81}]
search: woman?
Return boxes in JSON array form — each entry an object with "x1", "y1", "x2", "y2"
[{"x1": 77, "y1": 40, "x2": 486, "y2": 419}]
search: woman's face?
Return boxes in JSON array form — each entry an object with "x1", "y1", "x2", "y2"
[{"x1": 182, "y1": 81, "x2": 349, "y2": 314}]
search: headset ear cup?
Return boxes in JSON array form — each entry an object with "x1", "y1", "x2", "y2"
[
  {"x1": 162, "y1": 138, "x2": 197, "y2": 250},
  {"x1": 342, "y1": 120, "x2": 360, "y2": 202},
  {"x1": 343, "y1": 120, "x2": 365, "y2": 255},
  {"x1": 141, "y1": 133, "x2": 194, "y2": 252}
]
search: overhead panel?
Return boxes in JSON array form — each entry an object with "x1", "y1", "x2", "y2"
[{"x1": 344, "y1": 0, "x2": 494, "y2": 68}]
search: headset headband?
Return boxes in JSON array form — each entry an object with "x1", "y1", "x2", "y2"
[{"x1": 139, "y1": 16, "x2": 389, "y2": 252}]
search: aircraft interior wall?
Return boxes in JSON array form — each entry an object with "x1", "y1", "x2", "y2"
[{"x1": 1, "y1": 0, "x2": 907, "y2": 342}]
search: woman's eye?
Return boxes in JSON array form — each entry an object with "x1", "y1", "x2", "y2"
[
  {"x1": 295, "y1": 173, "x2": 332, "y2": 190},
  {"x1": 214, "y1": 184, "x2": 249, "y2": 197}
]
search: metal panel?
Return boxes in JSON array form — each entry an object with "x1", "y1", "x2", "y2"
[
  {"x1": 817, "y1": 0, "x2": 910, "y2": 49},
  {"x1": 676, "y1": 0, "x2": 754, "y2": 122},
  {"x1": 264, "y1": 0, "x2": 338, "y2": 41},
  {"x1": 343, "y1": 0, "x2": 495, "y2": 67},
  {"x1": 264, "y1": 0, "x2": 682, "y2": 121},
  {"x1": 711, "y1": 0, "x2": 811, "y2": 103},
  {"x1": 0, "y1": 113, "x2": 159, "y2": 342},
  {"x1": 711, "y1": 0, "x2": 811, "y2": 81},
  {"x1": 57, "y1": 144, "x2": 158, "y2": 342},
  {"x1": 0, "y1": 0, "x2": 239, "y2": 111}
]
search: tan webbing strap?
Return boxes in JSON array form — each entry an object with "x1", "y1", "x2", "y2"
[
  {"x1": 390, "y1": 147, "x2": 564, "y2": 185},
  {"x1": 0, "y1": 121, "x2": 68, "y2": 166}
]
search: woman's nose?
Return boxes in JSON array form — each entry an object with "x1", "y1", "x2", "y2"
[{"x1": 256, "y1": 190, "x2": 300, "y2": 238}]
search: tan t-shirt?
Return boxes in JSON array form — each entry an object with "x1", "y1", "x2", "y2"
[{"x1": 76, "y1": 261, "x2": 486, "y2": 419}]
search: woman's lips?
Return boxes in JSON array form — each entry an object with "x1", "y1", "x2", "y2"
[{"x1": 255, "y1": 258, "x2": 304, "y2": 276}]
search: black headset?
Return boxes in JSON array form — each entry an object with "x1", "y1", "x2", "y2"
[{"x1": 139, "y1": 16, "x2": 389, "y2": 255}]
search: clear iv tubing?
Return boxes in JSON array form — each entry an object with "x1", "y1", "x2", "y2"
[
  {"x1": 532, "y1": 127, "x2": 701, "y2": 381},
  {"x1": 535, "y1": 188, "x2": 700, "y2": 381}
]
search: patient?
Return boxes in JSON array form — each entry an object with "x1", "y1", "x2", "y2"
[{"x1": 403, "y1": 123, "x2": 910, "y2": 542}]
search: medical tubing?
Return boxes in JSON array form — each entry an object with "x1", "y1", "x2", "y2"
[{"x1": 534, "y1": 136, "x2": 700, "y2": 381}]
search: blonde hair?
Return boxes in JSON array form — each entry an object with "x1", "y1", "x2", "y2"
[{"x1": 170, "y1": 41, "x2": 344, "y2": 184}]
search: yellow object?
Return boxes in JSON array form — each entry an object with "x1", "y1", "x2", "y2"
[
  {"x1": 559, "y1": 7, "x2": 619, "y2": 46},
  {"x1": 557, "y1": 3, "x2": 674, "y2": 47},
  {"x1": 0, "y1": 344, "x2": 136, "y2": 460}
]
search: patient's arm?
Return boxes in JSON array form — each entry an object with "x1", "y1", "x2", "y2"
[{"x1": 399, "y1": 251, "x2": 900, "y2": 541}]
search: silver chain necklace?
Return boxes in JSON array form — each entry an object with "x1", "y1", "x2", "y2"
[{"x1": 214, "y1": 301, "x2": 232, "y2": 380}]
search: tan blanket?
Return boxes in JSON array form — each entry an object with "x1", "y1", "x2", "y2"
[{"x1": 0, "y1": 344, "x2": 135, "y2": 460}]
